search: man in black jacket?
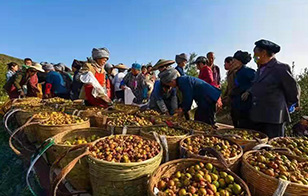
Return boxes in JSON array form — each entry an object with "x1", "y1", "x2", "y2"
[{"x1": 242, "y1": 39, "x2": 300, "y2": 138}]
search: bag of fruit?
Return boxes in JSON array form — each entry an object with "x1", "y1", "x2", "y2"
[
  {"x1": 177, "y1": 120, "x2": 214, "y2": 135},
  {"x1": 269, "y1": 137, "x2": 308, "y2": 161},
  {"x1": 216, "y1": 128, "x2": 269, "y2": 152},
  {"x1": 50, "y1": 135, "x2": 163, "y2": 196},
  {"x1": 180, "y1": 135, "x2": 243, "y2": 172},
  {"x1": 148, "y1": 157, "x2": 251, "y2": 196},
  {"x1": 141, "y1": 125, "x2": 190, "y2": 161},
  {"x1": 241, "y1": 148, "x2": 308, "y2": 196}
]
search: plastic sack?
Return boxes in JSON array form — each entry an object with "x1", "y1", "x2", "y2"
[{"x1": 124, "y1": 87, "x2": 136, "y2": 104}]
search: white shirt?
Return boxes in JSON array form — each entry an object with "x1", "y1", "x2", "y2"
[{"x1": 113, "y1": 72, "x2": 126, "y2": 92}]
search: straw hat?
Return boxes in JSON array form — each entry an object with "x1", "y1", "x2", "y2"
[
  {"x1": 28, "y1": 63, "x2": 45, "y2": 72},
  {"x1": 114, "y1": 63, "x2": 128, "y2": 70},
  {"x1": 152, "y1": 59, "x2": 175, "y2": 70}
]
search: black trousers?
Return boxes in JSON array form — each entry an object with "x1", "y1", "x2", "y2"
[
  {"x1": 115, "y1": 90, "x2": 124, "y2": 100},
  {"x1": 194, "y1": 104, "x2": 216, "y2": 125},
  {"x1": 231, "y1": 108, "x2": 252, "y2": 129},
  {"x1": 253, "y1": 122, "x2": 285, "y2": 139}
]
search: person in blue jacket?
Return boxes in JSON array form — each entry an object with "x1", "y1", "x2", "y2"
[
  {"x1": 159, "y1": 67, "x2": 221, "y2": 125},
  {"x1": 43, "y1": 63, "x2": 69, "y2": 99},
  {"x1": 229, "y1": 50, "x2": 256, "y2": 128},
  {"x1": 149, "y1": 80, "x2": 178, "y2": 115}
]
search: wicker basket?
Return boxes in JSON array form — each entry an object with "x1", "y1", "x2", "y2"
[
  {"x1": 51, "y1": 135, "x2": 163, "y2": 196},
  {"x1": 178, "y1": 120, "x2": 214, "y2": 135},
  {"x1": 36, "y1": 119, "x2": 90, "y2": 143},
  {"x1": 241, "y1": 150, "x2": 308, "y2": 196},
  {"x1": 216, "y1": 128, "x2": 268, "y2": 152},
  {"x1": 268, "y1": 137, "x2": 308, "y2": 161},
  {"x1": 140, "y1": 125, "x2": 189, "y2": 161},
  {"x1": 148, "y1": 158, "x2": 251, "y2": 196},
  {"x1": 180, "y1": 135, "x2": 243, "y2": 172},
  {"x1": 112, "y1": 103, "x2": 140, "y2": 114},
  {"x1": 49, "y1": 128, "x2": 110, "y2": 191}
]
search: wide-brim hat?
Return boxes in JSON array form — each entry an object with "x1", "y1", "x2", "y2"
[
  {"x1": 152, "y1": 59, "x2": 175, "y2": 71},
  {"x1": 28, "y1": 63, "x2": 45, "y2": 72},
  {"x1": 114, "y1": 63, "x2": 128, "y2": 70},
  {"x1": 302, "y1": 116, "x2": 308, "y2": 121}
]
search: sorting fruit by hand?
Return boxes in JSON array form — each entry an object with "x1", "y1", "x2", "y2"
[
  {"x1": 36, "y1": 112, "x2": 85, "y2": 125},
  {"x1": 269, "y1": 137, "x2": 308, "y2": 159},
  {"x1": 156, "y1": 162, "x2": 245, "y2": 196},
  {"x1": 219, "y1": 129, "x2": 263, "y2": 141},
  {"x1": 182, "y1": 135, "x2": 242, "y2": 159},
  {"x1": 89, "y1": 135, "x2": 161, "y2": 162},
  {"x1": 247, "y1": 150, "x2": 308, "y2": 185},
  {"x1": 144, "y1": 126, "x2": 187, "y2": 136},
  {"x1": 63, "y1": 135, "x2": 100, "y2": 146},
  {"x1": 107, "y1": 114, "x2": 153, "y2": 127},
  {"x1": 178, "y1": 120, "x2": 213, "y2": 134}
]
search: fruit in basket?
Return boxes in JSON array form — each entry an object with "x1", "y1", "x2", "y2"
[
  {"x1": 247, "y1": 150, "x2": 308, "y2": 185},
  {"x1": 89, "y1": 135, "x2": 160, "y2": 162},
  {"x1": 43, "y1": 97, "x2": 72, "y2": 104},
  {"x1": 137, "y1": 109, "x2": 160, "y2": 116},
  {"x1": 145, "y1": 126, "x2": 187, "y2": 136},
  {"x1": 113, "y1": 104, "x2": 139, "y2": 112},
  {"x1": 36, "y1": 112, "x2": 85, "y2": 125},
  {"x1": 63, "y1": 135, "x2": 101, "y2": 146},
  {"x1": 182, "y1": 135, "x2": 241, "y2": 159},
  {"x1": 219, "y1": 129, "x2": 263, "y2": 141},
  {"x1": 107, "y1": 114, "x2": 153, "y2": 127},
  {"x1": 270, "y1": 137, "x2": 308, "y2": 159},
  {"x1": 12, "y1": 97, "x2": 42, "y2": 107},
  {"x1": 179, "y1": 120, "x2": 213, "y2": 134},
  {"x1": 156, "y1": 162, "x2": 245, "y2": 195},
  {"x1": 19, "y1": 105, "x2": 54, "y2": 113}
]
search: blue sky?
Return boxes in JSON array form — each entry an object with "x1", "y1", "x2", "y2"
[{"x1": 1, "y1": 0, "x2": 308, "y2": 78}]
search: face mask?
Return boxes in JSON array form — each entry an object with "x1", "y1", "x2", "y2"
[{"x1": 253, "y1": 56, "x2": 260, "y2": 64}]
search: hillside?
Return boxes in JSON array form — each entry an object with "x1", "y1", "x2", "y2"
[{"x1": 0, "y1": 54, "x2": 24, "y2": 99}]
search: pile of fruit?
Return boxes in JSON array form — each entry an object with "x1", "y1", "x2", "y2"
[
  {"x1": 182, "y1": 136, "x2": 241, "y2": 159},
  {"x1": 247, "y1": 150, "x2": 308, "y2": 185},
  {"x1": 63, "y1": 135, "x2": 101, "y2": 146},
  {"x1": 113, "y1": 103, "x2": 139, "y2": 113},
  {"x1": 19, "y1": 105, "x2": 54, "y2": 113},
  {"x1": 156, "y1": 162, "x2": 245, "y2": 195},
  {"x1": 145, "y1": 126, "x2": 187, "y2": 136},
  {"x1": 269, "y1": 137, "x2": 308, "y2": 159},
  {"x1": 219, "y1": 129, "x2": 263, "y2": 141},
  {"x1": 179, "y1": 121, "x2": 213, "y2": 134},
  {"x1": 12, "y1": 97, "x2": 42, "y2": 107},
  {"x1": 107, "y1": 114, "x2": 153, "y2": 127},
  {"x1": 89, "y1": 135, "x2": 160, "y2": 162},
  {"x1": 43, "y1": 97, "x2": 72, "y2": 104},
  {"x1": 137, "y1": 110, "x2": 160, "y2": 116},
  {"x1": 37, "y1": 112, "x2": 85, "y2": 125}
]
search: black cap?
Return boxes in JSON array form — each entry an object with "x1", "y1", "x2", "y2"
[
  {"x1": 233, "y1": 50, "x2": 252, "y2": 64},
  {"x1": 193, "y1": 56, "x2": 208, "y2": 64},
  {"x1": 255, "y1": 39, "x2": 281, "y2": 54}
]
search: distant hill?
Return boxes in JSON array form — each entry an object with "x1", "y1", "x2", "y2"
[{"x1": 0, "y1": 54, "x2": 24, "y2": 98}]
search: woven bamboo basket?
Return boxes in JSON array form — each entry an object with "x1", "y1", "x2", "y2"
[
  {"x1": 180, "y1": 135, "x2": 243, "y2": 172},
  {"x1": 140, "y1": 125, "x2": 189, "y2": 160},
  {"x1": 178, "y1": 120, "x2": 214, "y2": 135},
  {"x1": 216, "y1": 128, "x2": 269, "y2": 152},
  {"x1": 36, "y1": 119, "x2": 90, "y2": 143},
  {"x1": 51, "y1": 135, "x2": 163, "y2": 196},
  {"x1": 49, "y1": 127, "x2": 110, "y2": 191},
  {"x1": 93, "y1": 110, "x2": 123, "y2": 128},
  {"x1": 241, "y1": 150, "x2": 308, "y2": 196},
  {"x1": 148, "y1": 158, "x2": 251, "y2": 196},
  {"x1": 106, "y1": 124, "x2": 142, "y2": 135},
  {"x1": 268, "y1": 137, "x2": 308, "y2": 161}
]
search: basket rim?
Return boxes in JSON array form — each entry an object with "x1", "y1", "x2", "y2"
[
  {"x1": 180, "y1": 134, "x2": 244, "y2": 161},
  {"x1": 242, "y1": 150, "x2": 308, "y2": 188},
  {"x1": 216, "y1": 128, "x2": 268, "y2": 142},
  {"x1": 86, "y1": 134, "x2": 163, "y2": 166}
]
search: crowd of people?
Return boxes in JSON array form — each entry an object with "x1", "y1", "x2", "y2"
[{"x1": 3, "y1": 39, "x2": 302, "y2": 138}]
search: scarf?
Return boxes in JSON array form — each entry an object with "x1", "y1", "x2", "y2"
[{"x1": 223, "y1": 63, "x2": 243, "y2": 105}]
